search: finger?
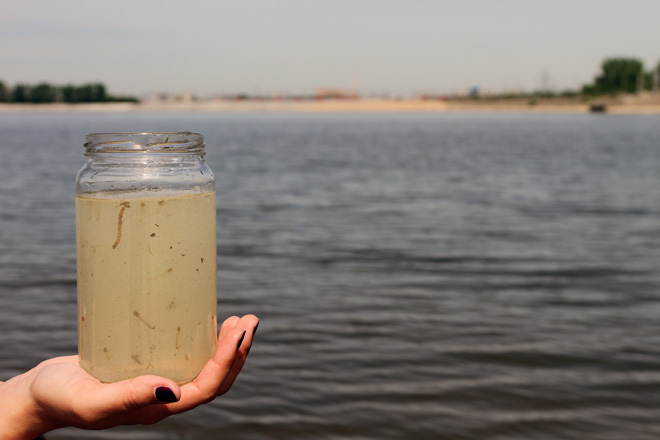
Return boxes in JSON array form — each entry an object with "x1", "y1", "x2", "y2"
[
  {"x1": 193, "y1": 314, "x2": 259, "y2": 398},
  {"x1": 218, "y1": 315, "x2": 241, "y2": 340},
  {"x1": 216, "y1": 316, "x2": 259, "y2": 395},
  {"x1": 168, "y1": 326, "x2": 245, "y2": 413}
]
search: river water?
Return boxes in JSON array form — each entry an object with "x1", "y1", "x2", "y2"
[{"x1": 1, "y1": 112, "x2": 659, "y2": 439}]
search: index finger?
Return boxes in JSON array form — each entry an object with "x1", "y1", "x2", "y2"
[{"x1": 165, "y1": 315, "x2": 258, "y2": 413}]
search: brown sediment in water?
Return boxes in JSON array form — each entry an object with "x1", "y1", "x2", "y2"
[
  {"x1": 133, "y1": 310, "x2": 156, "y2": 329},
  {"x1": 112, "y1": 202, "x2": 130, "y2": 249}
]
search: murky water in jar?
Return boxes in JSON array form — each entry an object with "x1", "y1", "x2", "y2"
[{"x1": 76, "y1": 192, "x2": 217, "y2": 384}]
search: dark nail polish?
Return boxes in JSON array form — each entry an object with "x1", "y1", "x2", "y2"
[
  {"x1": 252, "y1": 322, "x2": 259, "y2": 337},
  {"x1": 237, "y1": 330, "x2": 246, "y2": 349},
  {"x1": 155, "y1": 386, "x2": 177, "y2": 403}
]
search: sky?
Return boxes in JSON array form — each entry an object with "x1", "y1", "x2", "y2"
[{"x1": 1, "y1": 0, "x2": 659, "y2": 97}]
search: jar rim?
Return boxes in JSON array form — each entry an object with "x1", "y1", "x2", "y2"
[{"x1": 85, "y1": 132, "x2": 204, "y2": 153}]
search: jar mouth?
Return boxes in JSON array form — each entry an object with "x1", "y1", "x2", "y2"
[{"x1": 85, "y1": 132, "x2": 204, "y2": 153}]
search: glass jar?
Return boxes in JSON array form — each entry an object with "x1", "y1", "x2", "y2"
[{"x1": 76, "y1": 132, "x2": 217, "y2": 384}]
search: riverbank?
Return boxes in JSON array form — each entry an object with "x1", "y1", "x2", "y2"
[{"x1": 2, "y1": 95, "x2": 660, "y2": 114}]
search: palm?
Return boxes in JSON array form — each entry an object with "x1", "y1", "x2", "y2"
[{"x1": 28, "y1": 315, "x2": 258, "y2": 431}]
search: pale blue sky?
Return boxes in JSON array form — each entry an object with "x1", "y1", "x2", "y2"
[{"x1": 1, "y1": 0, "x2": 659, "y2": 96}]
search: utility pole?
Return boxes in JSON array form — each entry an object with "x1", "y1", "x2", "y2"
[{"x1": 541, "y1": 71, "x2": 550, "y2": 91}]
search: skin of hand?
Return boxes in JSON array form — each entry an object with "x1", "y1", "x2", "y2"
[{"x1": 0, "y1": 314, "x2": 259, "y2": 440}]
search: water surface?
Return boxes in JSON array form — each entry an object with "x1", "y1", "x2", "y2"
[{"x1": 1, "y1": 112, "x2": 659, "y2": 439}]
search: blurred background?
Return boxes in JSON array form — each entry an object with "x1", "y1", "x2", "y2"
[{"x1": 1, "y1": 2, "x2": 660, "y2": 439}]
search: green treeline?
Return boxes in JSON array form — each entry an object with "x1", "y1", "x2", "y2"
[
  {"x1": 1, "y1": 57, "x2": 658, "y2": 103},
  {"x1": 582, "y1": 58, "x2": 660, "y2": 96},
  {"x1": 0, "y1": 81, "x2": 138, "y2": 103},
  {"x1": 465, "y1": 56, "x2": 660, "y2": 101}
]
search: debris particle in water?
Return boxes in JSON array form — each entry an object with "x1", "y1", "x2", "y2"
[
  {"x1": 133, "y1": 310, "x2": 156, "y2": 329},
  {"x1": 112, "y1": 202, "x2": 130, "y2": 249}
]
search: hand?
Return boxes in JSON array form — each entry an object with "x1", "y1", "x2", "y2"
[{"x1": 0, "y1": 314, "x2": 259, "y2": 439}]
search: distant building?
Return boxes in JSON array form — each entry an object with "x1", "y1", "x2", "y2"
[
  {"x1": 418, "y1": 94, "x2": 447, "y2": 101},
  {"x1": 314, "y1": 87, "x2": 358, "y2": 100},
  {"x1": 146, "y1": 90, "x2": 196, "y2": 103}
]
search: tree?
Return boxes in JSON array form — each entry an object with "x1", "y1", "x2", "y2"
[
  {"x1": 61, "y1": 84, "x2": 76, "y2": 102},
  {"x1": 584, "y1": 58, "x2": 644, "y2": 95},
  {"x1": 11, "y1": 84, "x2": 30, "y2": 103},
  {"x1": 4, "y1": 81, "x2": 135, "y2": 103},
  {"x1": 0, "y1": 81, "x2": 7, "y2": 102},
  {"x1": 650, "y1": 62, "x2": 660, "y2": 92},
  {"x1": 30, "y1": 82, "x2": 57, "y2": 103},
  {"x1": 75, "y1": 83, "x2": 108, "y2": 102},
  {"x1": 90, "y1": 83, "x2": 107, "y2": 102}
]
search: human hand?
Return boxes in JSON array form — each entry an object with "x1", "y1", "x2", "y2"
[{"x1": 0, "y1": 314, "x2": 259, "y2": 439}]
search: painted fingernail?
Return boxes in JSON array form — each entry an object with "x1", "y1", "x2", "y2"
[
  {"x1": 237, "y1": 330, "x2": 246, "y2": 349},
  {"x1": 155, "y1": 386, "x2": 178, "y2": 403},
  {"x1": 252, "y1": 322, "x2": 259, "y2": 337}
]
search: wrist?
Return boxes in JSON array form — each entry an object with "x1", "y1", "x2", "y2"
[{"x1": 0, "y1": 373, "x2": 63, "y2": 439}]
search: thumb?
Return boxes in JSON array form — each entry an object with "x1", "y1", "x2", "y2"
[{"x1": 98, "y1": 375, "x2": 182, "y2": 411}]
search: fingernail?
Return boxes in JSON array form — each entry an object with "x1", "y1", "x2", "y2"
[
  {"x1": 237, "y1": 330, "x2": 246, "y2": 349},
  {"x1": 155, "y1": 386, "x2": 178, "y2": 403},
  {"x1": 252, "y1": 322, "x2": 259, "y2": 337}
]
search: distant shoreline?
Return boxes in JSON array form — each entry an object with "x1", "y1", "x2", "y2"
[{"x1": 2, "y1": 97, "x2": 660, "y2": 114}]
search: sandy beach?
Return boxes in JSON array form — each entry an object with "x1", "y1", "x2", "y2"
[{"x1": 1, "y1": 94, "x2": 660, "y2": 114}]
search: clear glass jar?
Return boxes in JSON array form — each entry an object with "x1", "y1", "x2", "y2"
[{"x1": 76, "y1": 132, "x2": 217, "y2": 384}]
